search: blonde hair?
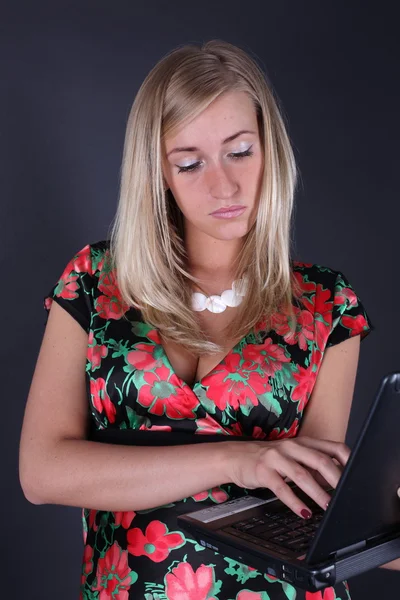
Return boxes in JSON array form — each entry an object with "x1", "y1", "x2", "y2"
[{"x1": 108, "y1": 39, "x2": 303, "y2": 354}]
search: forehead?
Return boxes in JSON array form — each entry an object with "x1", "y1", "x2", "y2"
[{"x1": 164, "y1": 91, "x2": 257, "y2": 147}]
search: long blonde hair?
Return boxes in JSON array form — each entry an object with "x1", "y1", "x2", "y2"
[{"x1": 108, "y1": 39, "x2": 303, "y2": 354}]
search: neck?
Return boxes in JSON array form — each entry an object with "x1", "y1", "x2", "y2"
[{"x1": 184, "y1": 227, "x2": 244, "y2": 279}]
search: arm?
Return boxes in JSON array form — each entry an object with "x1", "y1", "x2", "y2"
[
  {"x1": 298, "y1": 335, "x2": 360, "y2": 444},
  {"x1": 19, "y1": 301, "x2": 232, "y2": 511},
  {"x1": 20, "y1": 300, "x2": 354, "y2": 519},
  {"x1": 297, "y1": 335, "x2": 400, "y2": 571}
]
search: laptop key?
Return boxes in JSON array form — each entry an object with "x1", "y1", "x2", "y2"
[
  {"x1": 241, "y1": 522, "x2": 261, "y2": 531},
  {"x1": 267, "y1": 526, "x2": 288, "y2": 536},
  {"x1": 250, "y1": 522, "x2": 281, "y2": 535},
  {"x1": 270, "y1": 534, "x2": 289, "y2": 542},
  {"x1": 286, "y1": 519, "x2": 304, "y2": 530},
  {"x1": 285, "y1": 536, "x2": 308, "y2": 547},
  {"x1": 297, "y1": 526, "x2": 312, "y2": 533},
  {"x1": 286, "y1": 530, "x2": 303, "y2": 538}
]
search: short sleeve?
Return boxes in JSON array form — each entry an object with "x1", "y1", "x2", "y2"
[
  {"x1": 43, "y1": 243, "x2": 94, "y2": 333},
  {"x1": 326, "y1": 271, "x2": 374, "y2": 348}
]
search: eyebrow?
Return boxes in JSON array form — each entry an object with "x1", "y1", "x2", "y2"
[{"x1": 166, "y1": 129, "x2": 257, "y2": 158}]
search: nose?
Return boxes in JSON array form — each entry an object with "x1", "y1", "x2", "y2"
[{"x1": 207, "y1": 163, "x2": 238, "y2": 199}]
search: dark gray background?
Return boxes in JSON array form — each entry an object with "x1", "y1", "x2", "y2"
[{"x1": 2, "y1": 1, "x2": 399, "y2": 598}]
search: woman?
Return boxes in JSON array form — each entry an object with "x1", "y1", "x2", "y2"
[{"x1": 20, "y1": 39, "x2": 375, "y2": 599}]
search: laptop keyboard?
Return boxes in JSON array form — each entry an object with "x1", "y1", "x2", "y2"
[{"x1": 222, "y1": 505, "x2": 324, "y2": 555}]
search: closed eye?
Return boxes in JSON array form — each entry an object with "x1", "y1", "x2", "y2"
[{"x1": 177, "y1": 147, "x2": 254, "y2": 174}]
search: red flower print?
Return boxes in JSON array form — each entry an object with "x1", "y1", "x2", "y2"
[
  {"x1": 293, "y1": 271, "x2": 317, "y2": 295},
  {"x1": 139, "y1": 424, "x2": 172, "y2": 432},
  {"x1": 55, "y1": 271, "x2": 80, "y2": 301},
  {"x1": 195, "y1": 415, "x2": 232, "y2": 435},
  {"x1": 91, "y1": 377, "x2": 116, "y2": 423},
  {"x1": 146, "y1": 328, "x2": 161, "y2": 344},
  {"x1": 53, "y1": 245, "x2": 93, "y2": 302},
  {"x1": 73, "y1": 246, "x2": 92, "y2": 274},
  {"x1": 336, "y1": 286, "x2": 358, "y2": 307},
  {"x1": 227, "y1": 422, "x2": 244, "y2": 436},
  {"x1": 292, "y1": 365, "x2": 316, "y2": 412},
  {"x1": 127, "y1": 520, "x2": 184, "y2": 562},
  {"x1": 126, "y1": 343, "x2": 161, "y2": 371},
  {"x1": 82, "y1": 544, "x2": 94, "y2": 576},
  {"x1": 302, "y1": 284, "x2": 333, "y2": 350},
  {"x1": 88, "y1": 331, "x2": 108, "y2": 369},
  {"x1": 269, "y1": 418, "x2": 299, "y2": 440},
  {"x1": 341, "y1": 314, "x2": 369, "y2": 337},
  {"x1": 306, "y1": 587, "x2": 335, "y2": 600},
  {"x1": 113, "y1": 511, "x2": 136, "y2": 528},
  {"x1": 93, "y1": 541, "x2": 137, "y2": 599},
  {"x1": 294, "y1": 261, "x2": 313, "y2": 268},
  {"x1": 80, "y1": 544, "x2": 94, "y2": 594},
  {"x1": 97, "y1": 267, "x2": 130, "y2": 320},
  {"x1": 242, "y1": 338, "x2": 291, "y2": 376},
  {"x1": 138, "y1": 365, "x2": 199, "y2": 419},
  {"x1": 88, "y1": 509, "x2": 99, "y2": 532},
  {"x1": 271, "y1": 309, "x2": 314, "y2": 351},
  {"x1": 192, "y1": 486, "x2": 229, "y2": 503},
  {"x1": 236, "y1": 592, "x2": 268, "y2": 600},
  {"x1": 251, "y1": 425, "x2": 267, "y2": 439},
  {"x1": 202, "y1": 353, "x2": 270, "y2": 413},
  {"x1": 93, "y1": 256, "x2": 105, "y2": 274},
  {"x1": 165, "y1": 561, "x2": 218, "y2": 600}
]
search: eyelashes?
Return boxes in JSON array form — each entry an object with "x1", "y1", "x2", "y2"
[{"x1": 177, "y1": 147, "x2": 254, "y2": 175}]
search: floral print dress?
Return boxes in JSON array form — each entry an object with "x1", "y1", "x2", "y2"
[{"x1": 43, "y1": 239, "x2": 374, "y2": 600}]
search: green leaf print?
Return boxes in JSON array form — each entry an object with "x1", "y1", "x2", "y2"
[
  {"x1": 210, "y1": 576, "x2": 223, "y2": 597},
  {"x1": 196, "y1": 386, "x2": 217, "y2": 415},
  {"x1": 126, "y1": 405, "x2": 148, "y2": 428},
  {"x1": 258, "y1": 392, "x2": 282, "y2": 418},
  {"x1": 131, "y1": 321, "x2": 156, "y2": 339},
  {"x1": 240, "y1": 396, "x2": 257, "y2": 417},
  {"x1": 129, "y1": 570, "x2": 139, "y2": 585},
  {"x1": 133, "y1": 368, "x2": 147, "y2": 390},
  {"x1": 193, "y1": 543, "x2": 206, "y2": 551},
  {"x1": 91, "y1": 248, "x2": 104, "y2": 272},
  {"x1": 223, "y1": 557, "x2": 261, "y2": 583},
  {"x1": 108, "y1": 338, "x2": 130, "y2": 358},
  {"x1": 282, "y1": 581, "x2": 297, "y2": 600},
  {"x1": 81, "y1": 588, "x2": 99, "y2": 600}
]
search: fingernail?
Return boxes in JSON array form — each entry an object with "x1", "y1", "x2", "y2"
[
  {"x1": 300, "y1": 509, "x2": 312, "y2": 519},
  {"x1": 325, "y1": 500, "x2": 330, "y2": 509}
]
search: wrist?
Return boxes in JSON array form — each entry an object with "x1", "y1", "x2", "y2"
[{"x1": 217, "y1": 440, "x2": 262, "y2": 486}]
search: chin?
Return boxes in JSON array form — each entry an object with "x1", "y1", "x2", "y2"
[{"x1": 210, "y1": 221, "x2": 250, "y2": 241}]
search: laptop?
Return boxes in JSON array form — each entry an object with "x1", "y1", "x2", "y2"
[{"x1": 178, "y1": 372, "x2": 400, "y2": 592}]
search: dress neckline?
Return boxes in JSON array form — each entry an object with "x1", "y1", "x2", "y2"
[{"x1": 158, "y1": 331, "x2": 252, "y2": 391}]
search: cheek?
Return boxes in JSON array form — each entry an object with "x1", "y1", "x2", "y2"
[{"x1": 171, "y1": 179, "x2": 205, "y2": 216}]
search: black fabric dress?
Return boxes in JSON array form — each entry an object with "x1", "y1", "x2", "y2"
[{"x1": 43, "y1": 240, "x2": 374, "y2": 600}]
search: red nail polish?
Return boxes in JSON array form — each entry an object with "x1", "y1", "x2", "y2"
[{"x1": 300, "y1": 509, "x2": 312, "y2": 519}]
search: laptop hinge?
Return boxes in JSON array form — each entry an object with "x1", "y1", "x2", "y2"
[{"x1": 335, "y1": 540, "x2": 366, "y2": 558}]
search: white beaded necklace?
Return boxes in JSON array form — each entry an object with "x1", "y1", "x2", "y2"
[{"x1": 191, "y1": 277, "x2": 248, "y2": 314}]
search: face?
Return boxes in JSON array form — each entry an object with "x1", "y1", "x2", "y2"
[{"x1": 162, "y1": 91, "x2": 264, "y2": 244}]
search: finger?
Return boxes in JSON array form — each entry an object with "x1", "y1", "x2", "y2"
[
  {"x1": 281, "y1": 457, "x2": 332, "y2": 511},
  {"x1": 286, "y1": 443, "x2": 344, "y2": 491},
  {"x1": 261, "y1": 447, "x2": 332, "y2": 511},
  {"x1": 265, "y1": 470, "x2": 316, "y2": 519},
  {"x1": 296, "y1": 436, "x2": 351, "y2": 468}
]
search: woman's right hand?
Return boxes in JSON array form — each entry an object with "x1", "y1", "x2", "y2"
[{"x1": 226, "y1": 436, "x2": 350, "y2": 519}]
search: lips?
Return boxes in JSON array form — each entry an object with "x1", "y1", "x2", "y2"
[{"x1": 210, "y1": 205, "x2": 246, "y2": 217}]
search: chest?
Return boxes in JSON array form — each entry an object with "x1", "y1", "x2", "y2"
[{"x1": 161, "y1": 308, "x2": 241, "y2": 387}]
